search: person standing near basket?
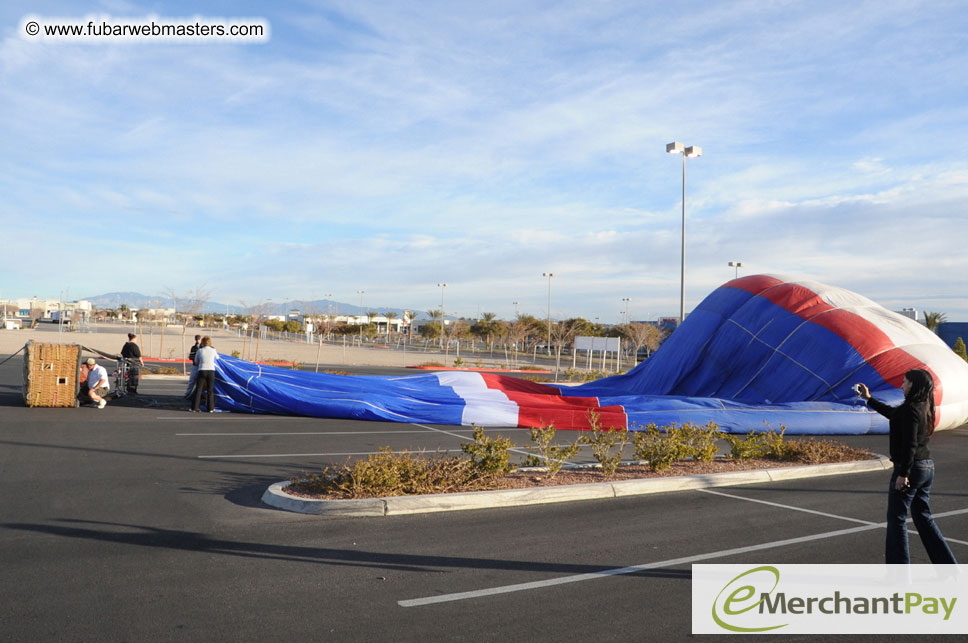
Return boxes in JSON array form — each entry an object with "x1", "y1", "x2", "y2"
[
  {"x1": 119, "y1": 333, "x2": 144, "y2": 394},
  {"x1": 184, "y1": 334, "x2": 202, "y2": 399},
  {"x1": 191, "y1": 336, "x2": 218, "y2": 413},
  {"x1": 856, "y1": 370, "x2": 957, "y2": 564}
]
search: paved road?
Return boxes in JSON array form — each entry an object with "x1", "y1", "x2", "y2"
[{"x1": 1, "y1": 357, "x2": 966, "y2": 642}]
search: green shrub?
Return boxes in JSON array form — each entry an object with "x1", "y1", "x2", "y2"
[
  {"x1": 778, "y1": 438, "x2": 872, "y2": 464},
  {"x1": 679, "y1": 421, "x2": 723, "y2": 463},
  {"x1": 724, "y1": 427, "x2": 786, "y2": 460},
  {"x1": 581, "y1": 409, "x2": 630, "y2": 478},
  {"x1": 231, "y1": 350, "x2": 241, "y2": 358},
  {"x1": 524, "y1": 424, "x2": 582, "y2": 477},
  {"x1": 461, "y1": 425, "x2": 513, "y2": 475},
  {"x1": 289, "y1": 447, "x2": 496, "y2": 498},
  {"x1": 632, "y1": 423, "x2": 685, "y2": 472},
  {"x1": 762, "y1": 426, "x2": 788, "y2": 459},
  {"x1": 724, "y1": 431, "x2": 769, "y2": 460}
]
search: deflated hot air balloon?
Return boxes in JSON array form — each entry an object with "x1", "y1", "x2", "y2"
[{"x1": 211, "y1": 275, "x2": 968, "y2": 434}]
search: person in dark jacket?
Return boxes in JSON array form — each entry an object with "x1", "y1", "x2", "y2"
[
  {"x1": 185, "y1": 335, "x2": 202, "y2": 399},
  {"x1": 119, "y1": 333, "x2": 143, "y2": 394},
  {"x1": 857, "y1": 370, "x2": 956, "y2": 564}
]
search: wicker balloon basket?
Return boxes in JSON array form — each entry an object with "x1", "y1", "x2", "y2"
[{"x1": 23, "y1": 341, "x2": 82, "y2": 408}]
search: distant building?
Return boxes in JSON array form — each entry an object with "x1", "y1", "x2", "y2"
[
  {"x1": 299, "y1": 313, "x2": 407, "y2": 334},
  {"x1": 937, "y1": 322, "x2": 968, "y2": 350},
  {"x1": 657, "y1": 317, "x2": 680, "y2": 334},
  {"x1": 896, "y1": 308, "x2": 919, "y2": 321},
  {"x1": 0, "y1": 297, "x2": 93, "y2": 321}
]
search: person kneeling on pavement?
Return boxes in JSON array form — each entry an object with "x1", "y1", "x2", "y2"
[{"x1": 79, "y1": 357, "x2": 110, "y2": 409}]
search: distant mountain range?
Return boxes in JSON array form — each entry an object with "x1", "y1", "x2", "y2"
[{"x1": 82, "y1": 292, "x2": 431, "y2": 319}]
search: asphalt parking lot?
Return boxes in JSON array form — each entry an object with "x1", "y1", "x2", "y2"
[{"x1": 1, "y1": 355, "x2": 967, "y2": 642}]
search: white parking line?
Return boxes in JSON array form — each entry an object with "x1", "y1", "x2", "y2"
[
  {"x1": 178, "y1": 430, "x2": 443, "y2": 436},
  {"x1": 398, "y1": 524, "x2": 880, "y2": 607},
  {"x1": 400, "y1": 490, "x2": 968, "y2": 607},
  {"x1": 156, "y1": 415, "x2": 305, "y2": 420},
  {"x1": 696, "y1": 488, "x2": 875, "y2": 525},
  {"x1": 700, "y1": 488, "x2": 968, "y2": 546},
  {"x1": 197, "y1": 449, "x2": 465, "y2": 459}
]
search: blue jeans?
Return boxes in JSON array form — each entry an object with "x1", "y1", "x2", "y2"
[{"x1": 886, "y1": 460, "x2": 957, "y2": 564}]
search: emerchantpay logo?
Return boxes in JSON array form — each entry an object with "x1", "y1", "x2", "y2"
[{"x1": 693, "y1": 564, "x2": 967, "y2": 635}]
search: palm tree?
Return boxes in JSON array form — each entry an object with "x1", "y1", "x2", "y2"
[
  {"x1": 385, "y1": 311, "x2": 397, "y2": 340},
  {"x1": 924, "y1": 311, "x2": 947, "y2": 333},
  {"x1": 504, "y1": 317, "x2": 529, "y2": 367},
  {"x1": 404, "y1": 310, "x2": 418, "y2": 344},
  {"x1": 476, "y1": 312, "x2": 497, "y2": 349},
  {"x1": 362, "y1": 311, "x2": 378, "y2": 342},
  {"x1": 425, "y1": 310, "x2": 442, "y2": 345}
]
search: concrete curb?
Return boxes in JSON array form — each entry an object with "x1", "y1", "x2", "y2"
[{"x1": 261, "y1": 455, "x2": 892, "y2": 517}]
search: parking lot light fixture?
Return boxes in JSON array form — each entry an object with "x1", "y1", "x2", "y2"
[
  {"x1": 667, "y1": 141, "x2": 702, "y2": 325},
  {"x1": 542, "y1": 273, "x2": 554, "y2": 355},
  {"x1": 437, "y1": 283, "x2": 447, "y2": 349}
]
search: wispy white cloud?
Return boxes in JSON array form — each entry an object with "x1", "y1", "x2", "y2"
[{"x1": 1, "y1": 0, "x2": 967, "y2": 321}]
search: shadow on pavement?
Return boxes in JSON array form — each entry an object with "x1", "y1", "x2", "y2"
[{"x1": 1, "y1": 517, "x2": 693, "y2": 579}]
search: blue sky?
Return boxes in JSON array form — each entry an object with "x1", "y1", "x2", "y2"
[{"x1": 2, "y1": 0, "x2": 967, "y2": 322}]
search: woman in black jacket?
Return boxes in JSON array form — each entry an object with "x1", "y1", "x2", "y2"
[{"x1": 857, "y1": 369, "x2": 956, "y2": 564}]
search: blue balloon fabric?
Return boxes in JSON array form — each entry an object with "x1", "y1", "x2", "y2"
[{"x1": 209, "y1": 275, "x2": 968, "y2": 434}]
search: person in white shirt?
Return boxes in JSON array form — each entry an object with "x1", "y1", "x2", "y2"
[
  {"x1": 82, "y1": 357, "x2": 110, "y2": 409},
  {"x1": 191, "y1": 336, "x2": 218, "y2": 413}
]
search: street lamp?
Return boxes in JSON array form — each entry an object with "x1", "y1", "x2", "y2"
[
  {"x1": 622, "y1": 297, "x2": 631, "y2": 325},
  {"x1": 356, "y1": 290, "x2": 365, "y2": 341},
  {"x1": 667, "y1": 141, "x2": 702, "y2": 325},
  {"x1": 437, "y1": 283, "x2": 447, "y2": 349},
  {"x1": 542, "y1": 272, "x2": 554, "y2": 355},
  {"x1": 728, "y1": 261, "x2": 744, "y2": 279}
]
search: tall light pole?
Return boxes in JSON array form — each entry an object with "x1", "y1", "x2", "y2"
[
  {"x1": 356, "y1": 290, "x2": 365, "y2": 341},
  {"x1": 512, "y1": 301, "x2": 519, "y2": 318},
  {"x1": 437, "y1": 283, "x2": 447, "y2": 349},
  {"x1": 542, "y1": 272, "x2": 554, "y2": 355},
  {"x1": 667, "y1": 141, "x2": 702, "y2": 325},
  {"x1": 622, "y1": 297, "x2": 631, "y2": 325},
  {"x1": 728, "y1": 261, "x2": 744, "y2": 279}
]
